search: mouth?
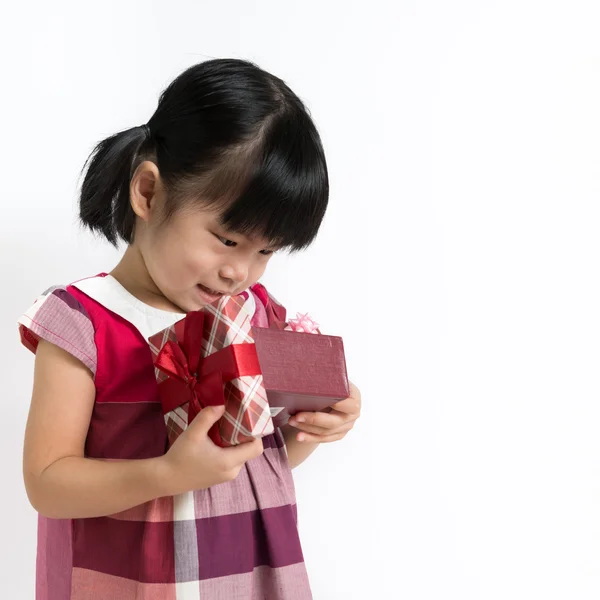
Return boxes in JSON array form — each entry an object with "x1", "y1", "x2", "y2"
[{"x1": 196, "y1": 283, "x2": 229, "y2": 303}]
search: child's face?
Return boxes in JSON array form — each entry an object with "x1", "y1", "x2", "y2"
[{"x1": 138, "y1": 204, "x2": 277, "y2": 313}]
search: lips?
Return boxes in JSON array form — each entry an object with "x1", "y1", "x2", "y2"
[
  {"x1": 196, "y1": 283, "x2": 232, "y2": 304},
  {"x1": 198, "y1": 284, "x2": 225, "y2": 296}
]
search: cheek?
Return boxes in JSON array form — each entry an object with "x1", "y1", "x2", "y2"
[
  {"x1": 145, "y1": 229, "x2": 209, "y2": 290},
  {"x1": 249, "y1": 260, "x2": 269, "y2": 285},
  {"x1": 167, "y1": 247, "x2": 214, "y2": 287}
]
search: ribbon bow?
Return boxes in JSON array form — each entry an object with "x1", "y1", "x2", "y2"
[
  {"x1": 286, "y1": 312, "x2": 320, "y2": 334},
  {"x1": 154, "y1": 310, "x2": 262, "y2": 446}
]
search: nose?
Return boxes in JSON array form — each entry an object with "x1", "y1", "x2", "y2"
[{"x1": 218, "y1": 258, "x2": 249, "y2": 288}]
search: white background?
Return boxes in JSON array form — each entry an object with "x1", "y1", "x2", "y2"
[{"x1": 1, "y1": 1, "x2": 600, "y2": 598}]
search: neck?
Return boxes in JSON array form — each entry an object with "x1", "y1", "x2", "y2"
[{"x1": 110, "y1": 245, "x2": 184, "y2": 313}]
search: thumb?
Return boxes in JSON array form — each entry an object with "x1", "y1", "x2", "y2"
[{"x1": 187, "y1": 405, "x2": 225, "y2": 437}]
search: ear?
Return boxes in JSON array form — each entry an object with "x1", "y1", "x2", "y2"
[{"x1": 130, "y1": 161, "x2": 162, "y2": 222}]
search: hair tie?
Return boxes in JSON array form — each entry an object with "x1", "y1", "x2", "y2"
[{"x1": 140, "y1": 124, "x2": 151, "y2": 140}]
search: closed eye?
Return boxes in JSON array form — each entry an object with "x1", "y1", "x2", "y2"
[
  {"x1": 216, "y1": 233, "x2": 276, "y2": 255},
  {"x1": 216, "y1": 235, "x2": 237, "y2": 248}
]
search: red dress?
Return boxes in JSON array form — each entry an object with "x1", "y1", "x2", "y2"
[{"x1": 19, "y1": 273, "x2": 312, "y2": 600}]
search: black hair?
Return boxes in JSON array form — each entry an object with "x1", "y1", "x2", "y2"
[{"x1": 79, "y1": 59, "x2": 329, "y2": 250}]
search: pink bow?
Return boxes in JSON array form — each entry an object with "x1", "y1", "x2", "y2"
[{"x1": 286, "y1": 312, "x2": 320, "y2": 334}]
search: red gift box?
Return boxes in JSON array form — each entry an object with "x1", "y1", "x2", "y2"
[
  {"x1": 148, "y1": 294, "x2": 350, "y2": 447},
  {"x1": 253, "y1": 327, "x2": 349, "y2": 427},
  {"x1": 149, "y1": 294, "x2": 274, "y2": 448}
]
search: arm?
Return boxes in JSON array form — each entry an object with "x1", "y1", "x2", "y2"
[
  {"x1": 23, "y1": 340, "x2": 263, "y2": 519},
  {"x1": 281, "y1": 383, "x2": 362, "y2": 469},
  {"x1": 281, "y1": 424, "x2": 320, "y2": 469},
  {"x1": 23, "y1": 340, "x2": 170, "y2": 518}
]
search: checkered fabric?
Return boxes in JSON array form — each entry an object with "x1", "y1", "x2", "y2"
[
  {"x1": 148, "y1": 294, "x2": 274, "y2": 447},
  {"x1": 18, "y1": 275, "x2": 311, "y2": 600}
]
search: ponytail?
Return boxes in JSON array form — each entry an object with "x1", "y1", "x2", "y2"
[{"x1": 79, "y1": 125, "x2": 150, "y2": 246}]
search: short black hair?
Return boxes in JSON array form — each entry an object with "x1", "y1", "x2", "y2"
[{"x1": 79, "y1": 59, "x2": 329, "y2": 250}]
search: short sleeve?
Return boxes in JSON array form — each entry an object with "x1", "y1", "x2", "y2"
[{"x1": 18, "y1": 286, "x2": 97, "y2": 376}]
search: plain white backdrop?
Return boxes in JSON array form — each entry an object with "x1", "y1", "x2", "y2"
[{"x1": 1, "y1": 1, "x2": 600, "y2": 598}]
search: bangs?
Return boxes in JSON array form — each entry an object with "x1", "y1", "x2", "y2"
[{"x1": 182, "y1": 109, "x2": 329, "y2": 251}]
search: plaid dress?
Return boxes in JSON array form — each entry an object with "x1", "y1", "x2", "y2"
[{"x1": 18, "y1": 273, "x2": 312, "y2": 600}]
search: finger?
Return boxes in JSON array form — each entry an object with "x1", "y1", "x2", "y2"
[
  {"x1": 348, "y1": 381, "x2": 361, "y2": 397},
  {"x1": 289, "y1": 410, "x2": 351, "y2": 430},
  {"x1": 291, "y1": 421, "x2": 355, "y2": 436},
  {"x1": 295, "y1": 431, "x2": 347, "y2": 444},
  {"x1": 330, "y1": 395, "x2": 361, "y2": 415},
  {"x1": 187, "y1": 405, "x2": 226, "y2": 436},
  {"x1": 220, "y1": 437, "x2": 264, "y2": 466}
]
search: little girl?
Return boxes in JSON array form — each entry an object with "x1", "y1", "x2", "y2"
[{"x1": 18, "y1": 59, "x2": 361, "y2": 600}]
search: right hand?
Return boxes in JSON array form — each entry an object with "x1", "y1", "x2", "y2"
[{"x1": 160, "y1": 405, "x2": 264, "y2": 495}]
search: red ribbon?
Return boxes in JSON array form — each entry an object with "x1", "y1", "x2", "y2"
[
  {"x1": 251, "y1": 282, "x2": 287, "y2": 329},
  {"x1": 155, "y1": 310, "x2": 262, "y2": 446}
]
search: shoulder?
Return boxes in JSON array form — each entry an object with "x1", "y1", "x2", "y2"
[{"x1": 18, "y1": 283, "x2": 98, "y2": 376}]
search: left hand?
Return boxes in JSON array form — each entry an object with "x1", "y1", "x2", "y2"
[{"x1": 287, "y1": 381, "x2": 361, "y2": 443}]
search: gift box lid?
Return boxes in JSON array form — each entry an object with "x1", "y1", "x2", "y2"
[{"x1": 252, "y1": 327, "x2": 349, "y2": 398}]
